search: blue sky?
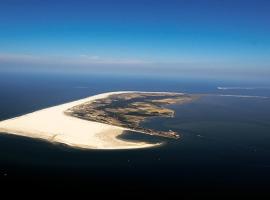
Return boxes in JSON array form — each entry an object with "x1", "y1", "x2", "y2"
[{"x1": 0, "y1": 0, "x2": 269, "y2": 79}]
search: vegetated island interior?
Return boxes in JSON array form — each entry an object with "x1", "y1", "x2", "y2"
[{"x1": 65, "y1": 92, "x2": 196, "y2": 139}]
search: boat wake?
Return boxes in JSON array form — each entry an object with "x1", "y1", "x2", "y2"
[
  {"x1": 218, "y1": 94, "x2": 269, "y2": 99},
  {"x1": 217, "y1": 87, "x2": 270, "y2": 90}
]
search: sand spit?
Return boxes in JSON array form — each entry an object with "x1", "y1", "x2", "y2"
[{"x1": 0, "y1": 91, "x2": 160, "y2": 150}]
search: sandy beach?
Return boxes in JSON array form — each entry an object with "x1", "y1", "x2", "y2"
[{"x1": 0, "y1": 91, "x2": 159, "y2": 150}]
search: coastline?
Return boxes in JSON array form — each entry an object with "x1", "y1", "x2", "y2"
[{"x1": 0, "y1": 91, "x2": 161, "y2": 150}]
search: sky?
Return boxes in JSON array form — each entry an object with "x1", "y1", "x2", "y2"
[{"x1": 0, "y1": 0, "x2": 270, "y2": 80}]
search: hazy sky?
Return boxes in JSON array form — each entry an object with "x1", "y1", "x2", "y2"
[{"x1": 0, "y1": 0, "x2": 269, "y2": 79}]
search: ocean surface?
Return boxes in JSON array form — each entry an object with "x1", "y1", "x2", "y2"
[{"x1": 1, "y1": 71, "x2": 270, "y2": 194}]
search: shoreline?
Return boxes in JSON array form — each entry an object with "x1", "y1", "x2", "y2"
[{"x1": 0, "y1": 91, "x2": 162, "y2": 150}]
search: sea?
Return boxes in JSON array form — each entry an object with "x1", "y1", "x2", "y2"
[{"x1": 0, "y1": 71, "x2": 270, "y2": 196}]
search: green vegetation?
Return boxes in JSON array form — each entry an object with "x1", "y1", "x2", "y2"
[{"x1": 65, "y1": 92, "x2": 196, "y2": 139}]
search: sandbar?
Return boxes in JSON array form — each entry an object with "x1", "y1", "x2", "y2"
[{"x1": 0, "y1": 91, "x2": 160, "y2": 149}]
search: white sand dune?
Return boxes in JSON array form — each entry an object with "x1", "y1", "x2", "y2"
[{"x1": 0, "y1": 91, "x2": 159, "y2": 150}]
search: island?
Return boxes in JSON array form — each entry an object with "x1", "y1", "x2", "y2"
[
  {"x1": 65, "y1": 92, "x2": 194, "y2": 139},
  {"x1": 0, "y1": 91, "x2": 197, "y2": 149}
]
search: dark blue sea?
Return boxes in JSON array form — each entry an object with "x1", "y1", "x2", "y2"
[{"x1": 0, "y1": 71, "x2": 270, "y2": 196}]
